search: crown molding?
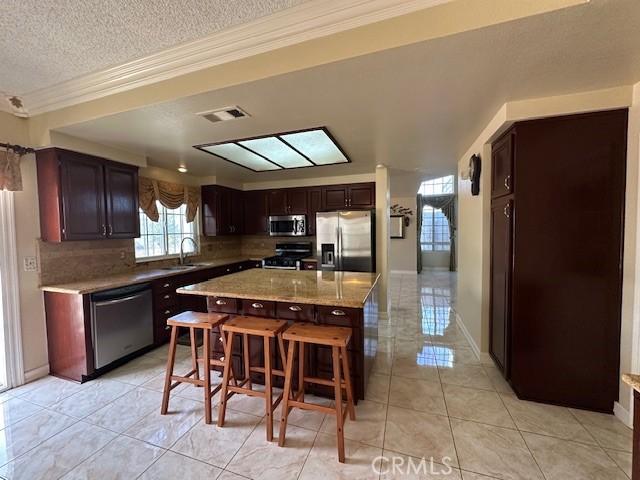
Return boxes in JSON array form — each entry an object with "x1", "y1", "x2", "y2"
[{"x1": 22, "y1": 0, "x2": 449, "y2": 115}]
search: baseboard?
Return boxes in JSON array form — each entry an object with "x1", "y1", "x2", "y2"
[
  {"x1": 614, "y1": 401, "x2": 632, "y2": 427},
  {"x1": 390, "y1": 270, "x2": 417, "y2": 274},
  {"x1": 452, "y1": 310, "x2": 484, "y2": 362},
  {"x1": 24, "y1": 364, "x2": 50, "y2": 384}
]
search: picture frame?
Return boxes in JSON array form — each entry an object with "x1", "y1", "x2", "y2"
[{"x1": 390, "y1": 215, "x2": 405, "y2": 239}]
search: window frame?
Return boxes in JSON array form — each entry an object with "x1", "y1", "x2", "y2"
[
  {"x1": 135, "y1": 202, "x2": 200, "y2": 263},
  {"x1": 420, "y1": 205, "x2": 451, "y2": 253}
]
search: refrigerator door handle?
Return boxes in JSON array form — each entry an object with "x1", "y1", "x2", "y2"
[{"x1": 338, "y1": 226, "x2": 343, "y2": 270}]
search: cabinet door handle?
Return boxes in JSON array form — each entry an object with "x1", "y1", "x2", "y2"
[
  {"x1": 331, "y1": 309, "x2": 346, "y2": 316},
  {"x1": 163, "y1": 294, "x2": 170, "y2": 299},
  {"x1": 251, "y1": 302, "x2": 264, "y2": 309},
  {"x1": 504, "y1": 175, "x2": 511, "y2": 190},
  {"x1": 504, "y1": 205, "x2": 511, "y2": 218},
  {"x1": 226, "y1": 268, "x2": 231, "y2": 272},
  {"x1": 102, "y1": 225, "x2": 106, "y2": 236},
  {"x1": 108, "y1": 225, "x2": 113, "y2": 236},
  {"x1": 216, "y1": 299, "x2": 227, "y2": 305},
  {"x1": 165, "y1": 326, "x2": 171, "y2": 330},
  {"x1": 289, "y1": 305, "x2": 302, "y2": 312},
  {"x1": 164, "y1": 310, "x2": 171, "y2": 315},
  {"x1": 163, "y1": 283, "x2": 170, "y2": 288}
]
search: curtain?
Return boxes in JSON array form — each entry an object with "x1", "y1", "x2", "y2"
[
  {"x1": 416, "y1": 194, "x2": 424, "y2": 273},
  {"x1": 139, "y1": 177, "x2": 200, "y2": 222},
  {"x1": 419, "y1": 194, "x2": 457, "y2": 272},
  {"x1": 0, "y1": 149, "x2": 22, "y2": 192}
]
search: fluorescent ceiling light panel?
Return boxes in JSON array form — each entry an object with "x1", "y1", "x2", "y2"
[
  {"x1": 280, "y1": 129, "x2": 348, "y2": 165},
  {"x1": 239, "y1": 137, "x2": 312, "y2": 168},
  {"x1": 194, "y1": 127, "x2": 350, "y2": 172},
  {"x1": 200, "y1": 143, "x2": 280, "y2": 171}
]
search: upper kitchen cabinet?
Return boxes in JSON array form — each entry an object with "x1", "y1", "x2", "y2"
[
  {"x1": 36, "y1": 148, "x2": 139, "y2": 242},
  {"x1": 202, "y1": 185, "x2": 244, "y2": 236},
  {"x1": 268, "y1": 188, "x2": 308, "y2": 215},
  {"x1": 322, "y1": 182, "x2": 375, "y2": 210},
  {"x1": 306, "y1": 187, "x2": 322, "y2": 236},
  {"x1": 491, "y1": 130, "x2": 514, "y2": 198},
  {"x1": 244, "y1": 190, "x2": 269, "y2": 234}
]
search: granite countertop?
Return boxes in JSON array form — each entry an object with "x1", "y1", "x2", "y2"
[
  {"x1": 622, "y1": 373, "x2": 640, "y2": 392},
  {"x1": 177, "y1": 269, "x2": 380, "y2": 308},
  {"x1": 40, "y1": 257, "x2": 258, "y2": 295}
]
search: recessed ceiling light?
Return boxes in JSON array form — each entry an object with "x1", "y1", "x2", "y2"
[
  {"x1": 178, "y1": 166, "x2": 188, "y2": 173},
  {"x1": 193, "y1": 127, "x2": 350, "y2": 172}
]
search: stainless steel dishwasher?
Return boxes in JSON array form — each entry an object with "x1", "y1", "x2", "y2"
[{"x1": 90, "y1": 283, "x2": 154, "y2": 369}]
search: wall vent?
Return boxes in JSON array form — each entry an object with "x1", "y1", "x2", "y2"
[{"x1": 197, "y1": 106, "x2": 249, "y2": 123}]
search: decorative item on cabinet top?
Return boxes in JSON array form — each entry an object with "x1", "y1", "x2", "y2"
[{"x1": 390, "y1": 204, "x2": 414, "y2": 227}]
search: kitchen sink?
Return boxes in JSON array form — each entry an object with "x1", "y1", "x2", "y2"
[{"x1": 161, "y1": 263, "x2": 208, "y2": 271}]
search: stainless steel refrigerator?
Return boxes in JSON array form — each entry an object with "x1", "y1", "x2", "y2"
[{"x1": 316, "y1": 210, "x2": 375, "y2": 272}]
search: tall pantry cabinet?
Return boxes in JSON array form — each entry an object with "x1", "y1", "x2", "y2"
[{"x1": 489, "y1": 109, "x2": 627, "y2": 412}]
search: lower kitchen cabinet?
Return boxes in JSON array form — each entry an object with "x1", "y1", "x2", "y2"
[{"x1": 207, "y1": 296, "x2": 372, "y2": 400}]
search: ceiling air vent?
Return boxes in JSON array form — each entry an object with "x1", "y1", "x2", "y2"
[{"x1": 197, "y1": 106, "x2": 250, "y2": 124}]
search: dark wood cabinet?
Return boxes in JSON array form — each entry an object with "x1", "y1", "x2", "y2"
[
  {"x1": 490, "y1": 110, "x2": 627, "y2": 412},
  {"x1": 104, "y1": 162, "x2": 140, "y2": 238},
  {"x1": 244, "y1": 190, "x2": 268, "y2": 234},
  {"x1": 322, "y1": 183, "x2": 375, "y2": 210},
  {"x1": 491, "y1": 131, "x2": 514, "y2": 198},
  {"x1": 202, "y1": 185, "x2": 244, "y2": 236},
  {"x1": 306, "y1": 187, "x2": 322, "y2": 235},
  {"x1": 37, "y1": 148, "x2": 139, "y2": 242},
  {"x1": 489, "y1": 196, "x2": 513, "y2": 375},
  {"x1": 267, "y1": 190, "x2": 288, "y2": 216}
]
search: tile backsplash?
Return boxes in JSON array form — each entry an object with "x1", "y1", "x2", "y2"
[{"x1": 37, "y1": 235, "x2": 315, "y2": 286}]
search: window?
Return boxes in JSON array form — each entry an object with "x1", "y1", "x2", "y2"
[
  {"x1": 135, "y1": 202, "x2": 198, "y2": 260},
  {"x1": 418, "y1": 175, "x2": 454, "y2": 196},
  {"x1": 421, "y1": 206, "x2": 450, "y2": 251}
]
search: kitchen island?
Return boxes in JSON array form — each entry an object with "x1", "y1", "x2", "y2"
[{"x1": 177, "y1": 269, "x2": 380, "y2": 400}]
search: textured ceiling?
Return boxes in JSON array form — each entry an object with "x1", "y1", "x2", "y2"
[
  {"x1": 57, "y1": 0, "x2": 640, "y2": 184},
  {"x1": 0, "y1": 0, "x2": 306, "y2": 94}
]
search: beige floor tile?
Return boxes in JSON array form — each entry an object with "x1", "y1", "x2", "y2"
[
  {"x1": 450, "y1": 418, "x2": 543, "y2": 480},
  {"x1": 274, "y1": 394, "x2": 331, "y2": 431},
  {"x1": 86, "y1": 387, "x2": 163, "y2": 433},
  {"x1": 320, "y1": 399, "x2": 386, "y2": 447},
  {"x1": 379, "y1": 451, "x2": 461, "y2": 479},
  {"x1": 569, "y1": 408, "x2": 633, "y2": 452},
  {"x1": 299, "y1": 433, "x2": 382, "y2": 479},
  {"x1": 605, "y1": 449, "x2": 632, "y2": 478},
  {"x1": 391, "y1": 355, "x2": 440, "y2": 382},
  {"x1": 372, "y1": 351, "x2": 393, "y2": 375},
  {"x1": 443, "y1": 384, "x2": 515, "y2": 428},
  {"x1": 365, "y1": 373, "x2": 390, "y2": 403},
  {"x1": 434, "y1": 346, "x2": 480, "y2": 367},
  {"x1": 139, "y1": 451, "x2": 223, "y2": 480},
  {"x1": 125, "y1": 396, "x2": 203, "y2": 448},
  {"x1": 501, "y1": 394, "x2": 595, "y2": 444},
  {"x1": 0, "y1": 421, "x2": 116, "y2": 480},
  {"x1": 51, "y1": 379, "x2": 134, "y2": 418},
  {"x1": 389, "y1": 376, "x2": 446, "y2": 415},
  {"x1": 438, "y1": 364, "x2": 493, "y2": 391},
  {"x1": 102, "y1": 355, "x2": 166, "y2": 385},
  {"x1": 384, "y1": 406, "x2": 458, "y2": 467},
  {"x1": 0, "y1": 409, "x2": 77, "y2": 465},
  {"x1": 15, "y1": 376, "x2": 86, "y2": 408},
  {"x1": 483, "y1": 366, "x2": 514, "y2": 394},
  {"x1": 226, "y1": 419, "x2": 316, "y2": 480},
  {"x1": 171, "y1": 408, "x2": 261, "y2": 468},
  {"x1": 461, "y1": 472, "x2": 502, "y2": 480},
  {"x1": 218, "y1": 471, "x2": 250, "y2": 480},
  {"x1": 63, "y1": 434, "x2": 164, "y2": 479},
  {"x1": 523, "y1": 431, "x2": 628, "y2": 480},
  {"x1": 0, "y1": 397, "x2": 43, "y2": 429}
]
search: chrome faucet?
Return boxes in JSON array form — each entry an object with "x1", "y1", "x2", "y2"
[{"x1": 179, "y1": 237, "x2": 198, "y2": 265}]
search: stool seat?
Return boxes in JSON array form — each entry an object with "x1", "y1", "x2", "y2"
[
  {"x1": 222, "y1": 316, "x2": 288, "y2": 337},
  {"x1": 166, "y1": 311, "x2": 228, "y2": 329},
  {"x1": 283, "y1": 323, "x2": 352, "y2": 347}
]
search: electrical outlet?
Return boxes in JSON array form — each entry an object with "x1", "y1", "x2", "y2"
[
  {"x1": 23, "y1": 256, "x2": 38, "y2": 272},
  {"x1": 120, "y1": 251, "x2": 126, "y2": 260}
]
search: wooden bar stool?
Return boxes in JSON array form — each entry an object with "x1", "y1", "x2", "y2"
[
  {"x1": 161, "y1": 311, "x2": 233, "y2": 424},
  {"x1": 218, "y1": 316, "x2": 288, "y2": 441},
  {"x1": 278, "y1": 323, "x2": 355, "y2": 463}
]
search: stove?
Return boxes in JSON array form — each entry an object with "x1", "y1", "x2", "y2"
[{"x1": 262, "y1": 242, "x2": 313, "y2": 270}]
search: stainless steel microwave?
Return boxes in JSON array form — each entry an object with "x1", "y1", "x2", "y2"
[{"x1": 268, "y1": 215, "x2": 307, "y2": 236}]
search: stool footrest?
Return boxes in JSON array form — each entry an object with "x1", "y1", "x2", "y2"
[
  {"x1": 302, "y1": 376, "x2": 348, "y2": 388},
  {"x1": 287, "y1": 400, "x2": 335, "y2": 415},
  {"x1": 250, "y1": 366, "x2": 285, "y2": 377}
]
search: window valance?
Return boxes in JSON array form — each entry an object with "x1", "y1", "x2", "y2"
[{"x1": 139, "y1": 176, "x2": 200, "y2": 223}]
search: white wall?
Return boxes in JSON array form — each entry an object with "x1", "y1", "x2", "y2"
[
  {"x1": 390, "y1": 196, "x2": 417, "y2": 273},
  {"x1": 455, "y1": 85, "x2": 638, "y2": 422},
  {"x1": 376, "y1": 166, "x2": 390, "y2": 317}
]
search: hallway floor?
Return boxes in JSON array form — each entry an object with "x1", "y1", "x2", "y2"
[{"x1": 0, "y1": 271, "x2": 632, "y2": 479}]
